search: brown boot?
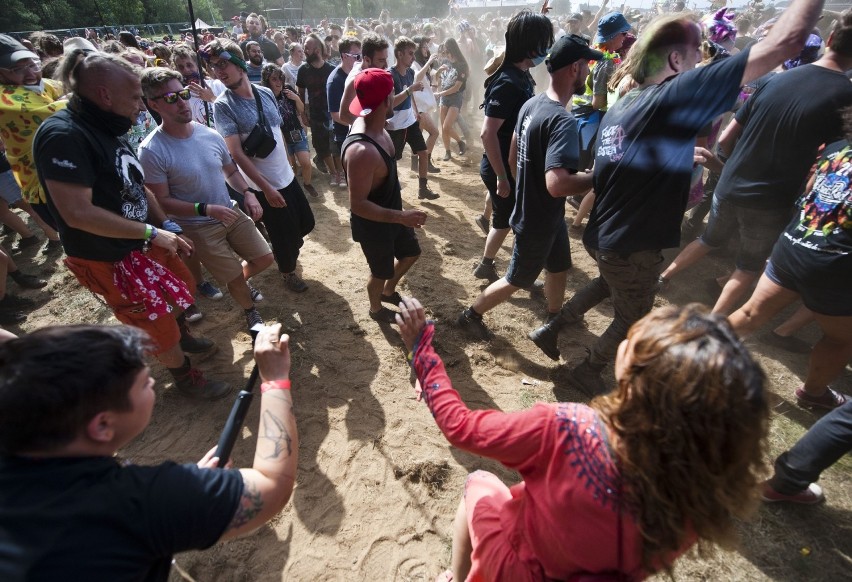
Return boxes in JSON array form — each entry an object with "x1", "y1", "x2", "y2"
[{"x1": 168, "y1": 357, "x2": 232, "y2": 400}]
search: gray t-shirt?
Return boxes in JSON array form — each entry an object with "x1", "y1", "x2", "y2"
[
  {"x1": 213, "y1": 85, "x2": 294, "y2": 191},
  {"x1": 138, "y1": 123, "x2": 233, "y2": 225}
]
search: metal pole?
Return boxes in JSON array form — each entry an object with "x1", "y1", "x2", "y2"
[{"x1": 185, "y1": 0, "x2": 212, "y2": 126}]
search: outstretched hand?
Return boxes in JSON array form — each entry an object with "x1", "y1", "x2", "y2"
[{"x1": 396, "y1": 296, "x2": 427, "y2": 352}]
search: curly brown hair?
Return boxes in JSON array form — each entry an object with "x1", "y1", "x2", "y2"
[{"x1": 592, "y1": 304, "x2": 769, "y2": 574}]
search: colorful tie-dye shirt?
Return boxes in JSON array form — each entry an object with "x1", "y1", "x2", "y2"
[{"x1": 0, "y1": 79, "x2": 66, "y2": 203}]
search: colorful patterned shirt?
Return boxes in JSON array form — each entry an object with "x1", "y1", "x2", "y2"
[{"x1": 0, "y1": 79, "x2": 66, "y2": 203}]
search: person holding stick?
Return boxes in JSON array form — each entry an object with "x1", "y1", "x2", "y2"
[{"x1": 0, "y1": 322, "x2": 297, "y2": 580}]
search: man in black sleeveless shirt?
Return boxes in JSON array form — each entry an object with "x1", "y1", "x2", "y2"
[{"x1": 341, "y1": 69, "x2": 427, "y2": 323}]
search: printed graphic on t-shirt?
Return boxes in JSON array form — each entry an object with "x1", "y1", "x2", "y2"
[
  {"x1": 796, "y1": 144, "x2": 851, "y2": 241},
  {"x1": 597, "y1": 124, "x2": 625, "y2": 162},
  {"x1": 115, "y1": 142, "x2": 148, "y2": 222},
  {"x1": 517, "y1": 113, "x2": 531, "y2": 163}
]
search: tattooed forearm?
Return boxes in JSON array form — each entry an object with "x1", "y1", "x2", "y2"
[
  {"x1": 227, "y1": 479, "x2": 263, "y2": 531},
  {"x1": 259, "y1": 410, "x2": 292, "y2": 459}
]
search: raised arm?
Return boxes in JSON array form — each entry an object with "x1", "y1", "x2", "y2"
[
  {"x1": 742, "y1": 0, "x2": 826, "y2": 85},
  {"x1": 219, "y1": 323, "x2": 298, "y2": 541}
]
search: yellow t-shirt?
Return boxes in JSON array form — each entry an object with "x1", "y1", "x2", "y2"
[{"x1": 0, "y1": 79, "x2": 66, "y2": 204}]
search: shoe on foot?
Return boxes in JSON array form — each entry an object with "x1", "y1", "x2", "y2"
[
  {"x1": 760, "y1": 331, "x2": 811, "y2": 354},
  {"x1": 369, "y1": 306, "x2": 398, "y2": 324},
  {"x1": 525, "y1": 280, "x2": 545, "y2": 299},
  {"x1": 43, "y1": 239, "x2": 63, "y2": 255},
  {"x1": 313, "y1": 154, "x2": 329, "y2": 174},
  {"x1": 457, "y1": 308, "x2": 492, "y2": 340},
  {"x1": 568, "y1": 224, "x2": 584, "y2": 237},
  {"x1": 304, "y1": 183, "x2": 320, "y2": 198},
  {"x1": 442, "y1": 151, "x2": 452, "y2": 161},
  {"x1": 419, "y1": 187, "x2": 440, "y2": 200},
  {"x1": 9, "y1": 270, "x2": 47, "y2": 289},
  {"x1": 0, "y1": 297, "x2": 26, "y2": 325},
  {"x1": 198, "y1": 281, "x2": 223, "y2": 300},
  {"x1": 565, "y1": 360, "x2": 608, "y2": 397},
  {"x1": 458, "y1": 140, "x2": 467, "y2": 155},
  {"x1": 474, "y1": 214, "x2": 489, "y2": 235},
  {"x1": 249, "y1": 283, "x2": 264, "y2": 302},
  {"x1": 245, "y1": 307, "x2": 264, "y2": 331},
  {"x1": 179, "y1": 333, "x2": 216, "y2": 354},
  {"x1": 184, "y1": 304, "x2": 204, "y2": 323},
  {"x1": 0, "y1": 294, "x2": 36, "y2": 309},
  {"x1": 473, "y1": 260, "x2": 500, "y2": 283},
  {"x1": 428, "y1": 159, "x2": 441, "y2": 173},
  {"x1": 169, "y1": 357, "x2": 232, "y2": 400},
  {"x1": 381, "y1": 291, "x2": 403, "y2": 306},
  {"x1": 761, "y1": 481, "x2": 825, "y2": 505},
  {"x1": 528, "y1": 323, "x2": 561, "y2": 361},
  {"x1": 13, "y1": 236, "x2": 39, "y2": 252},
  {"x1": 283, "y1": 272, "x2": 308, "y2": 293},
  {"x1": 795, "y1": 386, "x2": 848, "y2": 410}
]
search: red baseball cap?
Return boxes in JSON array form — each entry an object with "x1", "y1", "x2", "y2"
[{"x1": 349, "y1": 69, "x2": 394, "y2": 117}]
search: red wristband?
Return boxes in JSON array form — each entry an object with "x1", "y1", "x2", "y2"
[{"x1": 260, "y1": 379, "x2": 291, "y2": 393}]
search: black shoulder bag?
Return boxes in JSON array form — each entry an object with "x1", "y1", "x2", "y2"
[{"x1": 241, "y1": 85, "x2": 277, "y2": 159}]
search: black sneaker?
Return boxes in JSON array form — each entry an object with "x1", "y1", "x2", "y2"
[
  {"x1": 0, "y1": 297, "x2": 26, "y2": 324},
  {"x1": 169, "y1": 359, "x2": 232, "y2": 400},
  {"x1": 474, "y1": 214, "x2": 489, "y2": 235},
  {"x1": 0, "y1": 294, "x2": 36, "y2": 309},
  {"x1": 369, "y1": 306, "x2": 398, "y2": 324},
  {"x1": 313, "y1": 154, "x2": 329, "y2": 174},
  {"x1": 9, "y1": 271, "x2": 47, "y2": 289},
  {"x1": 179, "y1": 334, "x2": 217, "y2": 354},
  {"x1": 419, "y1": 187, "x2": 440, "y2": 200},
  {"x1": 564, "y1": 360, "x2": 608, "y2": 397},
  {"x1": 42, "y1": 239, "x2": 63, "y2": 255},
  {"x1": 457, "y1": 308, "x2": 492, "y2": 340},
  {"x1": 473, "y1": 260, "x2": 500, "y2": 283},
  {"x1": 528, "y1": 323, "x2": 561, "y2": 361},
  {"x1": 12, "y1": 236, "x2": 39, "y2": 252},
  {"x1": 283, "y1": 272, "x2": 308, "y2": 293},
  {"x1": 245, "y1": 307, "x2": 264, "y2": 331}
]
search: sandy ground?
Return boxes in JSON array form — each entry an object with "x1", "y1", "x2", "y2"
[{"x1": 6, "y1": 121, "x2": 852, "y2": 581}]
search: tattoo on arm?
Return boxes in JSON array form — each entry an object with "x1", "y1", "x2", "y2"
[
  {"x1": 227, "y1": 479, "x2": 263, "y2": 531},
  {"x1": 259, "y1": 410, "x2": 293, "y2": 459}
]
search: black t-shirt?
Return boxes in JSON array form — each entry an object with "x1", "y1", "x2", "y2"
[
  {"x1": 585, "y1": 48, "x2": 750, "y2": 254},
  {"x1": 511, "y1": 93, "x2": 580, "y2": 235},
  {"x1": 296, "y1": 62, "x2": 335, "y2": 124},
  {"x1": 0, "y1": 455, "x2": 243, "y2": 582},
  {"x1": 341, "y1": 133, "x2": 404, "y2": 242},
  {"x1": 33, "y1": 107, "x2": 149, "y2": 261},
  {"x1": 241, "y1": 35, "x2": 282, "y2": 64},
  {"x1": 716, "y1": 64, "x2": 852, "y2": 209},
  {"x1": 482, "y1": 66, "x2": 535, "y2": 170}
]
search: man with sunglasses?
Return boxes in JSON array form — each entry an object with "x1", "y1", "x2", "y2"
[
  {"x1": 139, "y1": 68, "x2": 273, "y2": 334},
  {"x1": 204, "y1": 40, "x2": 315, "y2": 294},
  {"x1": 33, "y1": 52, "x2": 230, "y2": 400},
  {"x1": 0, "y1": 34, "x2": 63, "y2": 252}
]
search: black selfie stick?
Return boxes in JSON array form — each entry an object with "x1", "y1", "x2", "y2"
[{"x1": 214, "y1": 324, "x2": 264, "y2": 468}]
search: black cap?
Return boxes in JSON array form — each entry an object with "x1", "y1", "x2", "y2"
[
  {"x1": 0, "y1": 34, "x2": 38, "y2": 69},
  {"x1": 546, "y1": 34, "x2": 604, "y2": 73}
]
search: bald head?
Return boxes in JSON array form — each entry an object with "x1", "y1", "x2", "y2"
[{"x1": 67, "y1": 52, "x2": 144, "y2": 121}]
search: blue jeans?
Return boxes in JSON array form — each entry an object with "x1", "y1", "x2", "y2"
[{"x1": 769, "y1": 400, "x2": 852, "y2": 494}]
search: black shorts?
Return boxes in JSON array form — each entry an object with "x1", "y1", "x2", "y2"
[
  {"x1": 505, "y1": 222, "x2": 572, "y2": 288},
  {"x1": 388, "y1": 121, "x2": 428, "y2": 160},
  {"x1": 359, "y1": 227, "x2": 421, "y2": 280},
  {"x1": 480, "y1": 156, "x2": 516, "y2": 230},
  {"x1": 309, "y1": 121, "x2": 332, "y2": 157}
]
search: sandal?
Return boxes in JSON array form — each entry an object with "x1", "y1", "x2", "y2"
[
  {"x1": 795, "y1": 387, "x2": 848, "y2": 410},
  {"x1": 380, "y1": 291, "x2": 404, "y2": 306}
]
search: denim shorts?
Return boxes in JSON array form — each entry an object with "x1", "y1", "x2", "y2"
[
  {"x1": 440, "y1": 91, "x2": 464, "y2": 109},
  {"x1": 505, "y1": 223, "x2": 572, "y2": 288},
  {"x1": 286, "y1": 129, "x2": 309, "y2": 156},
  {"x1": 0, "y1": 170, "x2": 22, "y2": 204},
  {"x1": 700, "y1": 196, "x2": 793, "y2": 272}
]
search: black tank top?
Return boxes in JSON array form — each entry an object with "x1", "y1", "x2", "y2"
[{"x1": 341, "y1": 133, "x2": 403, "y2": 242}]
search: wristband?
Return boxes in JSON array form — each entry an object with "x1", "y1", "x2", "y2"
[
  {"x1": 162, "y1": 219, "x2": 183, "y2": 234},
  {"x1": 149, "y1": 226, "x2": 158, "y2": 241},
  {"x1": 194, "y1": 202, "x2": 201, "y2": 216},
  {"x1": 496, "y1": 174, "x2": 508, "y2": 181},
  {"x1": 261, "y1": 379, "x2": 291, "y2": 393},
  {"x1": 198, "y1": 203, "x2": 207, "y2": 217}
]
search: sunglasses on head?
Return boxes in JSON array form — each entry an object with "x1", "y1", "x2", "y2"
[
  {"x1": 151, "y1": 88, "x2": 191, "y2": 104},
  {"x1": 343, "y1": 52, "x2": 363, "y2": 62}
]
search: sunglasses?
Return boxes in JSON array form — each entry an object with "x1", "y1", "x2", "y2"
[
  {"x1": 151, "y1": 88, "x2": 191, "y2": 104},
  {"x1": 343, "y1": 52, "x2": 363, "y2": 62},
  {"x1": 2, "y1": 60, "x2": 41, "y2": 75}
]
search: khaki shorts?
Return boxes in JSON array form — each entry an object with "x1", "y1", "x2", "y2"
[{"x1": 182, "y1": 212, "x2": 272, "y2": 285}]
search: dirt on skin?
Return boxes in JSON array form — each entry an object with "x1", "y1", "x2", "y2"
[{"x1": 6, "y1": 120, "x2": 851, "y2": 582}]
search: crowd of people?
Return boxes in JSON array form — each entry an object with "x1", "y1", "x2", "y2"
[{"x1": 0, "y1": 0, "x2": 851, "y2": 580}]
